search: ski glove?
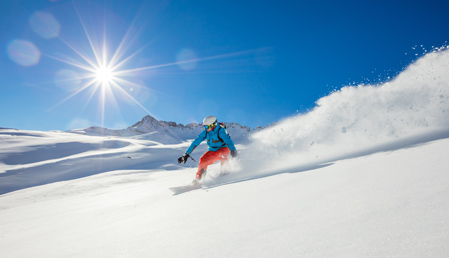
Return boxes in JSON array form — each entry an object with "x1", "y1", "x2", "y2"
[
  {"x1": 230, "y1": 150, "x2": 238, "y2": 158},
  {"x1": 178, "y1": 153, "x2": 190, "y2": 164}
]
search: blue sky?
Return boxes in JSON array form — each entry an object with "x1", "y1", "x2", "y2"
[{"x1": 1, "y1": 0, "x2": 448, "y2": 131}]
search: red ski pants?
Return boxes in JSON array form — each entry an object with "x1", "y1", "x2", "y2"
[{"x1": 196, "y1": 147, "x2": 230, "y2": 179}]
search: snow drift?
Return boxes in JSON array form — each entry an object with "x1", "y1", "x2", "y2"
[{"x1": 234, "y1": 47, "x2": 449, "y2": 179}]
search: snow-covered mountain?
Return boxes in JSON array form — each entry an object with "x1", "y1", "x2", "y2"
[
  {"x1": 69, "y1": 115, "x2": 256, "y2": 144},
  {"x1": 1, "y1": 48, "x2": 449, "y2": 257}
]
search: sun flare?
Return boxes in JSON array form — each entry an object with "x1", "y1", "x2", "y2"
[
  {"x1": 95, "y1": 65, "x2": 115, "y2": 86},
  {"x1": 47, "y1": 3, "x2": 250, "y2": 126}
]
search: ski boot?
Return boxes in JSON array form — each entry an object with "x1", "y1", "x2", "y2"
[{"x1": 193, "y1": 169, "x2": 206, "y2": 184}]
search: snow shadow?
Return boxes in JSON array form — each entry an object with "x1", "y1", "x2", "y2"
[
  {"x1": 1, "y1": 141, "x2": 131, "y2": 165},
  {"x1": 0, "y1": 145, "x2": 184, "y2": 195},
  {"x1": 0, "y1": 131, "x2": 44, "y2": 137}
]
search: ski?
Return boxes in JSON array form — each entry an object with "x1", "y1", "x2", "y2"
[
  {"x1": 169, "y1": 172, "x2": 232, "y2": 195},
  {"x1": 169, "y1": 182, "x2": 202, "y2": 195}
]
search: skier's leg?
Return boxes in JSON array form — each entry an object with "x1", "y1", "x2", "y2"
[
  {"x1": 196, "y1": 151, "x2": 220, "y2": 179},
  {"x1": 218, "y1": 147, "x2": 231, "y2": 174},
  {"x1": 218, "y1": 147, "x2": 230, "y2": 163}
]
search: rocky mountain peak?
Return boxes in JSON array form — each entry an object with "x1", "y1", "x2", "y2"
[{"x1": 70, "y1": 115, "x2": 259, "y2": 144}]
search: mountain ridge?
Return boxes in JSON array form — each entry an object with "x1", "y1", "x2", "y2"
[{"x1": 68, "y1": 115, "x2": 262, "y2": 144}]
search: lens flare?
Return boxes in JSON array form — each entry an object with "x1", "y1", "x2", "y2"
[
  {"x1": 7, "y1": 40, "x2": 41, "y2": 66},
  {"x1": 176, "y1": 49, "x2": 198, "y2": 70},
  {"x1": 29, "y1": 11, "x2": 61, "y2": 39}
]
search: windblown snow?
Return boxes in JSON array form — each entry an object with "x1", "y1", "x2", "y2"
[{"x1": 0, "y1": 49, "x2": 449, "y2": 257}]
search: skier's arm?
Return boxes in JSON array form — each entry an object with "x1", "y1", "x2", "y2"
[
  {"x1": 219, "y1": 129, "x2": 236, "y2": 151},
  {"x1": 185, "y1": 130, "x2": 207, "y2": 155}
]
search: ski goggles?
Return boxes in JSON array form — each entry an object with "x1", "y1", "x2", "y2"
[{"x1": 203, "y1": 123, "x2": 216, "y2": 129}]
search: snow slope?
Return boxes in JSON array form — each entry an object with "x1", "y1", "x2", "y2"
[
  {"x1": 0, "y1": 131, "x2": 448, "y2": 258},
  {"x1": 0, "y1": 48, "x2": 449, "y2": 257}
]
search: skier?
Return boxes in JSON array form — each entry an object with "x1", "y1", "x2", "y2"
[{"x1": 178, "y1": 115, "x2": 237, "y2": 183}]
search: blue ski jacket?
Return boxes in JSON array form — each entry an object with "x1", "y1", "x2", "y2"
[{"x1": 185, "y1": 125, "x2": 236, "y2": 155}]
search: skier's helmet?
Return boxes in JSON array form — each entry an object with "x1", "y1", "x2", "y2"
[{"x1": 203, "y1": 115, "x2": 217, "y2": 128}]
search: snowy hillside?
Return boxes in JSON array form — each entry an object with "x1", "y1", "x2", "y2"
[{"x1": 1, "y1": 48, "x2": 449, "y2": 257}]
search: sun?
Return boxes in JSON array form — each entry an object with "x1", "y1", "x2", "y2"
[
  {"x1": 94, "y1": 65, "x2": 115, "y2": 86},
  {"x1": 46, "y1": 3, "x2": 252, "y2": 126}
]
